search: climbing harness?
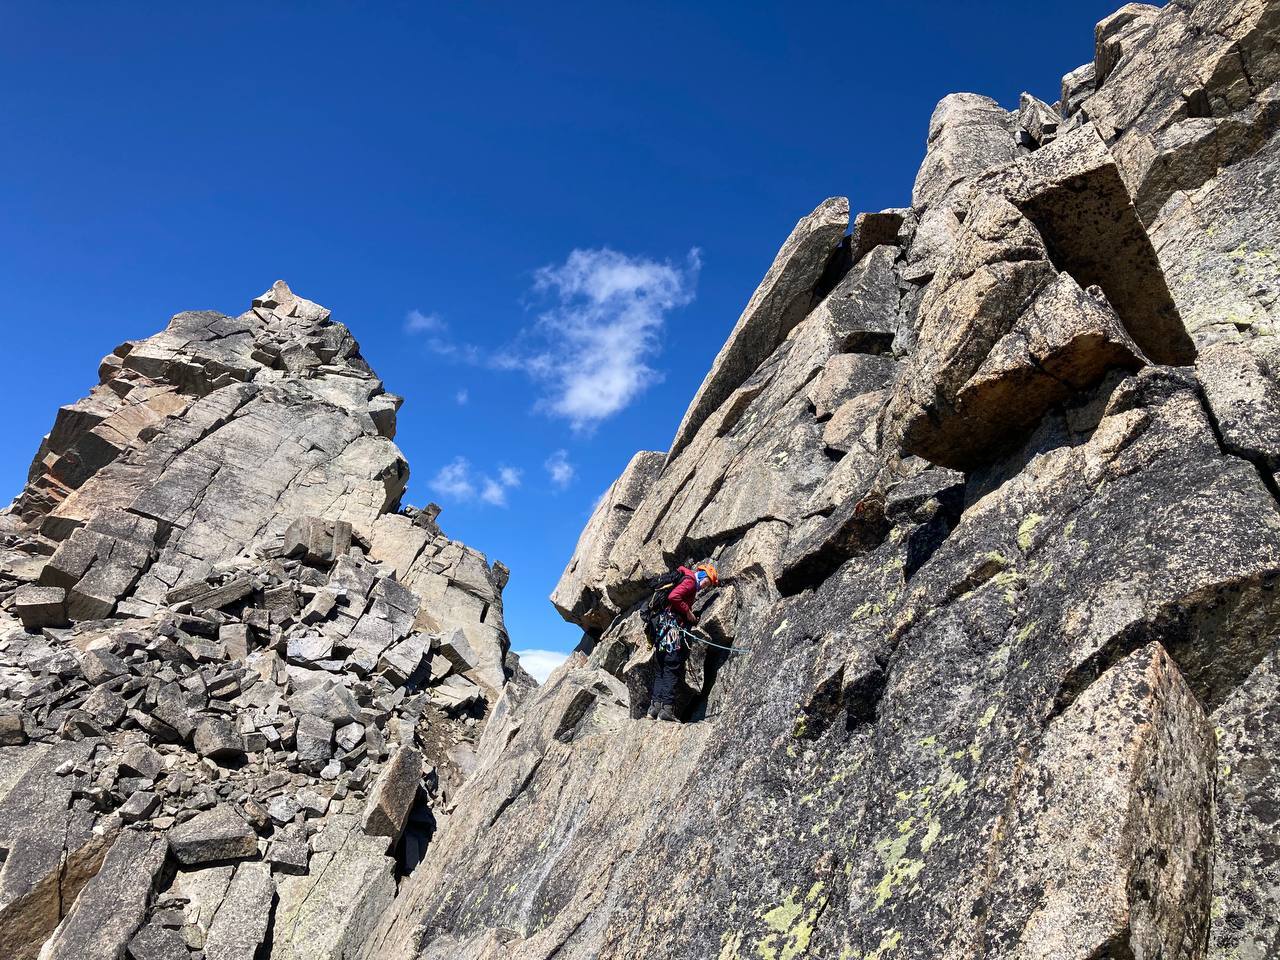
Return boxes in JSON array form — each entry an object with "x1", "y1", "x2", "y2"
[{"x1": 654, "y1": 610, "x2": 683, "y2": 653}]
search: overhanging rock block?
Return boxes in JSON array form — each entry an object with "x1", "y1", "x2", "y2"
[
  {"x1": 973, "y1": 124, "x2": 1192, "y2": 365},
  {"x1": 550, "y1": 449, "x2": 665, "y2": 634}
]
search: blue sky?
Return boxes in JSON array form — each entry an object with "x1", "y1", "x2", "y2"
[{"x1": 0, "y1": 1, "x2": 1131, "y2": 664}]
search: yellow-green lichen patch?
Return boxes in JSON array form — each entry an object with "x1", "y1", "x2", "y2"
[
  {"x1": 1017, "y1": 514, "x2": 1045, "y2": 552},
  {"x1": 977, "y1": 705, "x2": 997, "y2": 728},
  {"x1": 872, "y1": 829, "x2": 923, "y2": 907},
  {"x1": 865, "y1": 928, "x2": 903, "y2": 960},
  {"x1": 920, "y1": 817, "x2": 942, "y2": 853},
  {"x1": 991, "y1": 570, "x2": 1025, "y2": 605},
  {"x1": 941, "y1": 772, "x2": 968, "y2": 799},
  {"x1": 756, "y1": 882, "x2": 828, "y2": 960}
]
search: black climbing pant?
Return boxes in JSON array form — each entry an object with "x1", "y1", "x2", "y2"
[{"x1": 651, "y1": 641, "x2": 689, "y2": 706}]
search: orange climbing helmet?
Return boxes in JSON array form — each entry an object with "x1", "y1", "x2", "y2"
[{"x1": 694, "y1": 561, "x2": 719, "y2": 588}]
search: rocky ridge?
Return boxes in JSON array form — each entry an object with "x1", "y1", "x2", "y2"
[
  {"x1": 4, "y1": 1, "x2": 1280, "y2": 957},
  {"x1": 362, "y1": 2, "x2": 1280, "y2": 959},
  {"x1": 0, "y1": 282, "x2": 530, "y2": 960}
]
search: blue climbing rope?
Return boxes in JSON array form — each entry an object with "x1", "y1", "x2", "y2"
[{"x1": 677, "y1": 626, "x2": 752, "y2": 655}]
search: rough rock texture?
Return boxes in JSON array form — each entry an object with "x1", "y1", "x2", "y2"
[
  {"x1": 550, "y1": 450, "x2": 665, "y2": 635},
  {"x1": 666, "y1": 197, "x2": 850, "y2": 463},
  {"x1": 0, "y1": 284, "x2": 528, "y2": 959},
  {"x1": 6, "y1": 1, "x2": 1280, "y2": 957},
  {"x1": 361, "y1": 2, "x2": 1280, "y2": 958}
]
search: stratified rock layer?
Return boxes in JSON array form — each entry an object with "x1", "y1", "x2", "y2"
[
  {"x1": 0, "y1": 284, "x2": 530, "y2": 960},
  {"x1": 362, "y1": 1, "x2": 1280, "y2": 958},
  {"x1": 4, "y1": 0, "x2": 1280, "y2": 956}
]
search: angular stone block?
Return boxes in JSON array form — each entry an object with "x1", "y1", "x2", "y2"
[
  {"x1": 168, "y1": 804, "x2": 259, "y2": 865},
  {"x1": 13, "y1": 585, "x2": 67, "y2": 630},
  {"x1": 361, "y1": 745, "x2": 423, "y2": 844}
]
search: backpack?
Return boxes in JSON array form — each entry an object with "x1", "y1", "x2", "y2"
[{"x1": 640, "y1": 569, "x2": 685, "y2": 640}]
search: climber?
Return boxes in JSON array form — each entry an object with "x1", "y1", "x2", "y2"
[{"x1": 645, "y1": 561, "x2": 719, "y2": 722}]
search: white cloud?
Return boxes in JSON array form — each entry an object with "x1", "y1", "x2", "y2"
[
  {"x1": 545, "y1": 449, "x2": 575, "y2": 489},
  {"x1": 405, "y1": 309, "x2": 446, "y2": 334},
  {"x1": 502, "y1": 247, "x2": 701, "y2": 430},
  {"x1": 480, "y1": 477, "x2": 509, "y2": 507},
  {"x1": 430, "y1": 457, "x2": 476, "y2": 501},
  {"x1": 515, "y1": 649, "x2": 570, "y2": 684},
  {"x1": 455, "y1": 389, "x2": 469, "y2": 405},
  {"x1": 426, "y1": 338, "x2": 481, "y2": 363},
  {"x1": 432, "y1": 457, "x2": 522, "y2": 508}
]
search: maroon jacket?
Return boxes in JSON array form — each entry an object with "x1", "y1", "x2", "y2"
[{"x1": 666, "y1": 566, "x2": 699, "y2": 626}]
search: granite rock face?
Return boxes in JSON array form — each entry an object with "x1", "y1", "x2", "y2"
[
  {"x1": 362, "y1": 2, "x2": 1280, "y2": 958},
  {"x1": 0, "y1": 284, "x2": 527, "y2": 959},
  {"x1": 6, "y1": 0, "x2": 1280, "y2": 957}
]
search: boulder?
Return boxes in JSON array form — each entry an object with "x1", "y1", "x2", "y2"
[
  {"x1": 361, "y1": 745, "x2": 423, "y2": 844},
  {"x1": 36, "y1": 829, "x2": 167, "y2": 960},
  {"x1": 973, "y1": 124, "x2": 1191, "y2": 364},
  {"x1": 0, "y1": 710, "x2": 26, "y2": 747},
  {"x1": 12, "y1": 586, "x2": 66, "y2": 630},
  {"x1": 127, "y1": 921, "x2": 189, "y2": 960},
  {"x1": 912, "y1": 92, "x2": 1018, "y2": 209},
  {"x1": 819, "y1": 244, "x2": 900, "y2": 354},
  {"x1": 295, "y1": 714, "x2": 336, "y2": 765},
  {"x1": 118, "y1": 742, "x2": 163, "y2": 780},
  {"x1": 203, "y1": 862, "x2": 275, "y2": 960},
  {"x1": 1016, "y1": 91, "x2": 1060, "y2": 148},
  {"x1": 168, "y1": 804, "x2": 258, "y2": 866},
  {"x1": 271, "y1": 817, "x2": 396, "y2": 960},
  {"x1": 118, "y1": 790, "x2": 160, "y2": 824},
  {"x1": 193, "y1": 716, "x2": 246, "y2": 763},
  {"x1": 1197, "y1": 337, "x2": 1280, "y2": 472},
  {"x1": 883, "y1": 194, "x2": 1057, "y2": 467},
  {"x1": 984, "y1": 644, "x2": 1214, "y2": 958},
  {"x1": 79, "y1": 648, "x2": 127, "y2": 685},
  {"x1": 290, "y1": 679, "x2": 361, "y2": 725}
]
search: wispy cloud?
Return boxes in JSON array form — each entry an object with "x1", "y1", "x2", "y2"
[
  {"x1": 405, "y1": 310, "x2": 481, "y2": 362},
  {"x1": 501, "y1": 247, "x2": 701, "y2": 430},
  {"x1": 431, "y1": 457, "x2": 522, "y2": 508},
  {"x1": 455, "y1": 389, "x2": 469, "y2": 405},
  {"x1": 480, "y1": 477, "x2": 510, "y2": 507},
  {"x1": 545, "y1": 450, "x2": 575, "y2": 489},
  {"x1": 430, "y1": 457, "x2": 476, "y2": 501},
  {"x1": 405, "y1": 309, "x2": 446, "y2": 334}
]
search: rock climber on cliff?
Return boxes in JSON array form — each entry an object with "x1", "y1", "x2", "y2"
[{"x1": 645, "y1": 561, "x2": 718, "y2": 722}]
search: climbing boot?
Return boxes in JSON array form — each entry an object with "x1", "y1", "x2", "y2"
[
  {"x1": 656, "y1": 705, "x2": 678, "y2": 723},
  {"x1": 645, "y1": 702, "x2": 661, "y2": 720}
]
